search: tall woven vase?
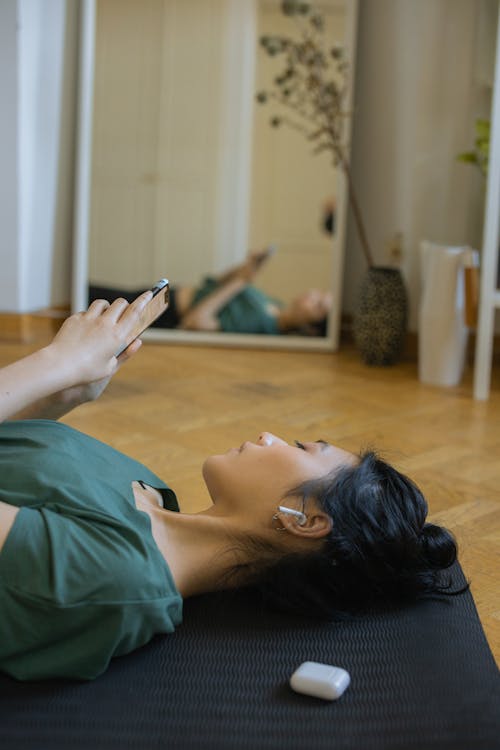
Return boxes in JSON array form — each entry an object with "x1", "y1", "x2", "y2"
[{"x1": 353, "y1": 267, "x2": 408, "y2": 366}]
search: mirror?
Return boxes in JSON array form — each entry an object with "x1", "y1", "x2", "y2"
[{"x1": 73, "y1": 0, "x2": 358, "y2": 350}]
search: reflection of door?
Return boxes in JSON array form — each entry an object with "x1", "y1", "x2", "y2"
[
  {"x1": 89, "y1": 0, "x2": 254, "y2": 288},
  {"x1": 249, "y1": 2, "x2": 344, "y2": 304}
]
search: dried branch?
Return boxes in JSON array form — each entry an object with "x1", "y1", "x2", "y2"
[{"x1": 256, "y1": 0, "x2": 374, "y2": 268}]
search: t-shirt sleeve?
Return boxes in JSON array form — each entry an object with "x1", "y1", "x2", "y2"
[{"x1": 0, "y1": 506, "x2": 182, "y2": 681}]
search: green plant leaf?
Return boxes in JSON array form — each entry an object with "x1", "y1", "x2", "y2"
[
  {"x1": 456, "y1": 152, "x2": 479, "y2": 164},
  {"x1": 475, "y1": 119, "x2": 490, "y2": 140}
]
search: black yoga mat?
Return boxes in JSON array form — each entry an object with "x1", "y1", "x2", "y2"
[{"x1": 0, "y1": 563, "x2": 498, "y2": 750}]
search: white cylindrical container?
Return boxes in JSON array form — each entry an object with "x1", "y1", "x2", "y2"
[{"x1": 418, "y1": 241, "x2": 478, "y2": 387}]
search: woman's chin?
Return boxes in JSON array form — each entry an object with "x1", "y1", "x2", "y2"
[{"x1": 201, "y1": 453, "x2": 227, "y2": 485}]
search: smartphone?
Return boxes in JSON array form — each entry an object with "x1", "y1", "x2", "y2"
[{"x1": 117, "y1": 278, "x2": 169, "y2": 355}]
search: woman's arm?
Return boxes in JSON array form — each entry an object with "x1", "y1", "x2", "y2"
[
  {"x1": 175, "y1": 248, "x2": 275, "y2": 325},
  {"x1": 0, "y1": 294, "x2": 151, "y2": 424},
  {"x1": 8, "y1": 375, "x2": 124, "y2": 421},
  {"x1": 178, "y1": 278, "x2": 246, "y2": 331},
  {"x1": 210, "y1": 248, "x2": 273, "y2": 286}
]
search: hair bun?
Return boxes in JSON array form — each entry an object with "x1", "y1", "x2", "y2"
[{"x1": 419, "y1": 523, "x2": 457, "y2": 569}]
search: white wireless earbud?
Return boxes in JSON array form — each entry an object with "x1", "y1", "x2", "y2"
[{"x1": 278, "y1": 505, "x2": 307, "y2": 526}]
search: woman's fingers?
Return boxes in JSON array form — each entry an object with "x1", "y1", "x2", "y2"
[
  {"x1": 84, "y1": 290, "x2": 152, "y2": 326},
  {"x1": 99, "y1": 291, "x2": 153, "y2": 359},
  {"x1": 44, "y1": 289, "x2": 157, "y2": 394},
  {"x1": 124, "y1": 290, "x2": 153, "y2": 317},
  {"x1": 86, "y1": 299, "x2": 111, "y2": 317},
  {"x1": 99, "y1": 296, "x2": 131, "y2": 323},
  {"x1": 85, "y1": 291, "x2": 153, "y2": 345},
  {"x1": 116, "y1": 338, "x2": 142, "y2": 365},
  {"x1": 103, "y1": 290, "x2": 153, "y2": 324}
]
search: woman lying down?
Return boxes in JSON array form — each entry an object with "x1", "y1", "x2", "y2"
[
  {"x1": 0, "y1": 292, "x2": 466, "y2": 680},
  {"x1": 88, "y1": 248, "x2": 332, "y2": 336}
]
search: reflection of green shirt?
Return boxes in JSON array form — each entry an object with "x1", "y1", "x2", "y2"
[
  {"x1": 192, "y1": 277, "x2": 280, "y2": 334},
  {"x1": 0, "y1": 420, "x2": 182, "y2": 681}
]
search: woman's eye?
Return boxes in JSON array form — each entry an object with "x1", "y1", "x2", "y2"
[{"x1": 294, "y1": 440, "x2": 306, "y2": 450}]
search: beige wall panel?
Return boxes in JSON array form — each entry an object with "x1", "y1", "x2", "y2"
[
  {"x1": 90, "y1": 0, "x2": 164, "y2": 287},
  {"x1": 249, "y1": 2, "x2": 345, "y2": 303},
  {"x1": 90, "y1": 0, "x2": 231, "y2": 288}
]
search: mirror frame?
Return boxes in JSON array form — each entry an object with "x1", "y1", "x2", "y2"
[{"x1": 72, "y1": 0, "x2": 359, "y2": 352}]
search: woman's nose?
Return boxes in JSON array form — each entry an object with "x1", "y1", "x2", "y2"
[{"x1": 258, "y1": 432, "x2": 287, "y2": 447}]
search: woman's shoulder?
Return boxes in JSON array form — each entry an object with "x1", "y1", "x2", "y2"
[
  {"x1": 0, "y1": 418, "x2": 85, "y2": 442},
  {"x1": 0, "y1": 419, "x2": 84, "y2": 455},
  {"x1": 0, "y1": 419, "x2": 118, "y2": 465},
  {"x1": 0, "y1": 419, "x2": 178, "y2": 508}
]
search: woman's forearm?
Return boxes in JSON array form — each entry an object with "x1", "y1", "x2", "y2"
[
  {"x1": 210, "y1": 249, "x2": 271, "y2": 286},
  {"x1": 194, "y1": 278, "x2": 246, "y2": 317},
  {"x1": 179, "y1": 279, "x2": 246, "y2": 330},
  {"x1": 0, "y1": 347, "x2": 77, "y2": 424},
  {"x1": 212, "y1": 261, "x2": 247, "y2": 286},
  {"x1": 8, "y1": 392, "x2": 83, "y2": 422}
]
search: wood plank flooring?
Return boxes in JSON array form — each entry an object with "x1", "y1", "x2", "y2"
[{"x1": 1, "y1": 337, "x2": 499, "y2": 665}]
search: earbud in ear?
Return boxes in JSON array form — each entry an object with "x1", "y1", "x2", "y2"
[{"x1": 278, "y1": 505, "x2": 307, "y2": 526}]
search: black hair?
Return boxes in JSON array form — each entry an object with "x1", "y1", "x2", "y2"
[
  {"x1": 234, "y1": 451, "x2": 467, "y2": 619},
  {"x1": 287, "y1": 316, "x2": 328, "y2": 337}
]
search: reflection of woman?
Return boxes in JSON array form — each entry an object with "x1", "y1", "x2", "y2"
[
  {"x1": 89, "y1": 249, "x2": 332, "y2": 336},
  {"x1": 0, "y1": 295, "x2": 464, "y2": 680}
]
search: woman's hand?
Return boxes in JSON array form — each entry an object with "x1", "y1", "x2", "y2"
[
  {"x1": 237, "y1": 248, "x2": 274, "y2": 282},
  {"x1": 45, "y1": 293, "x2": 152, "y2": 387},
  {"x1": 0, "y1": 292, "x2": 152, "y2": 424},
  {"x1": 51, "y1": 338, "x2": 142, "y2": 410}
]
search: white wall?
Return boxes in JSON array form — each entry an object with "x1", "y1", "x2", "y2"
[
  {"x1": 343, "y1": 0, "x2": 496, "y2": 330},
  {"x1": 0, "y1": 0, "x2": 496, "y2": 324},
  {"x1": 0, "y1": 0, "x2": 78, "y2": 314},
  {"x1": 0, "y1": 0, "x2": 21, "y2": 311}
]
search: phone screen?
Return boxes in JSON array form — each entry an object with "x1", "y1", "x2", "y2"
[{"x1": 118, "y1": 279, "x2": 169, "y2": 355}]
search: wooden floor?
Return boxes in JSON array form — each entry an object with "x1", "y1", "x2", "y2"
[{"x1": 1, "y1": 336, "x2": 499, "y2": 665}]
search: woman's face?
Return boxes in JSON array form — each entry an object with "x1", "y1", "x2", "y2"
[
  {"x1": 290, "y1": 290, "x2": 333, "y2": 326},
  {"x1": 202, "y1": 432, "x2": 357, "y2": 523}
]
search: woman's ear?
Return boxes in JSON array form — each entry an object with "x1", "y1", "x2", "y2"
[{"x1": 276, "y1": 506, "x2": 332, "y2": 539}]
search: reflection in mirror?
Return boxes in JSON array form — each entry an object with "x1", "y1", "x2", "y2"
[{"x1": 75, "y1": 0, "x2": 358, "y2": 349}]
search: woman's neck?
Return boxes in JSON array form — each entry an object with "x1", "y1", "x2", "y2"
[{"x1": 143, "y1": 506, "x2": 241, "y2": 598}]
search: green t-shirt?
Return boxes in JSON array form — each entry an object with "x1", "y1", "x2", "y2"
[
  {"x1": 192, "y1": 277, "x2": 280, "y2": 334},
  {"x1": 0, "y1": 420, "x2": 182, "y2": 681}
]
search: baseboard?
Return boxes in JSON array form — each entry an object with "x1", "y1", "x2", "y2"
[
  {"x1": 0, "y1": 307, "x2": 70, "y2": 344},
  {"x1": 403, "y1": 331, "x2": 500, "y2": 363},
  {"x1": 3, "y1": 310, "x2": 500, "y2": 361}
]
